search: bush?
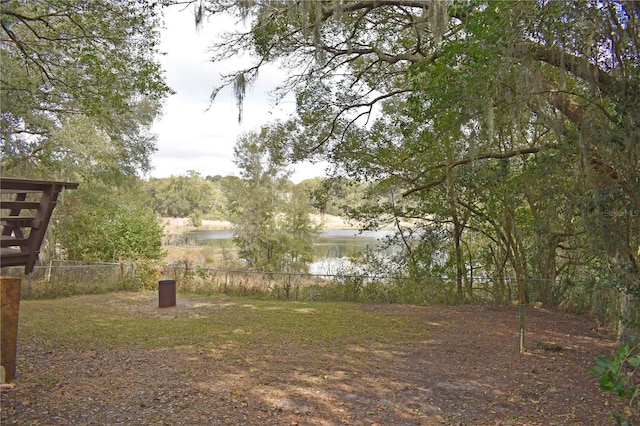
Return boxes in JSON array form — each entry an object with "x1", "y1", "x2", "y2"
[
  {"x1": 590, "y1": 343, "x2": 640, "y2": 425},
  {"x1": 189, "y1": 210, "x2": 203, "y2": 227}
]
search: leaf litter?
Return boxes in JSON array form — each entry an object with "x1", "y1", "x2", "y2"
[{"x1": 0, "y1": 291, "x2": 625, "y2": 425}]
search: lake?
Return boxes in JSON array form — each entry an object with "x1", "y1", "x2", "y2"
[{"x1": 170, "y1": 228, "x2": 396, "y2": 275}]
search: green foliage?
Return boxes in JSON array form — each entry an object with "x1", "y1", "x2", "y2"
[
  {"x1": 591, "y1": 344, "x2": 640, "y2": 425},
  {"x1": 189, "y1": 210, "x2": 203, "y2": 227},
  {"x1": 54, "y1": 183, "x2": 165, "y2": 263},
  {"x1": 1, "y1": 0, "x2": 170, "y2": 175},
  {"x1": 197, "y1": 0, "x2": 640, "y2": 339},
  {"x1": 302, "y1": 275, "x2": 460, "y2": 306},
  {"x1": 7, "y1": 263, "x2": 139, "y2": 300},
  {"x1": 131, "y1": 259, "x2": 166, "y2": 290},
  {"x1": 147, "y1": 172, "x2": 225, "y2": 219},
  {"x1": 227, "y1": 130, "x2": 319, "y2": 273},
  {"x1": 1, "y1": 1, "x2": 171, "y2": 266}
]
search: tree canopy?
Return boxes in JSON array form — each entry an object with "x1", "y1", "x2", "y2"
[
  {"x1": 225, "y1": 130, "x2": 319, "y2": 273},
  {"x1": 1, "y1": 0, "x2": 171, "y2": 176},
  {"x1": 195, "y1": 0, "x2": 639, "y2": 341},
  {"x1": 1, "y1": 0, "x2": 172, "y2": 266}
]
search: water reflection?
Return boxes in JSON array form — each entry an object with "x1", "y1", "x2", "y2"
[
  {"x1": 313, "y1": 230, "x2": 391, "y2": 259},
  {"x1": 165, "y1": 229, "x2": 396, "y2": 274}
]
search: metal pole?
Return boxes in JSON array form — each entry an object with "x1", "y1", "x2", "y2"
[{"x1": 519, "y1": 303, "x2": 526, "y2": 353}]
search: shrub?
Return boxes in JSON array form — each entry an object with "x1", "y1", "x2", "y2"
[{"x1": 590, "y1": 343, "x2": 640, "y2": 425}]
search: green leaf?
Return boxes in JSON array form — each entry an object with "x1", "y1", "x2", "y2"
[
  {"x1": 595, "y1": 356, "x2": 612, "y2": 368},
  {"x1": 618, "y1": 345, "x2": 630, "y2": 359},
  {"x1": 599, "y1": 375, "x2": 615, "y2": 391}
]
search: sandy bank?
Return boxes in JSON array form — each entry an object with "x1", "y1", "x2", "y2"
[{"x1": 162, "y1": 214, "x2": 362, "y2": 234}]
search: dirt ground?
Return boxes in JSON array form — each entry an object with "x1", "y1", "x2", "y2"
[{"x1": 1, "y1": 298, "x2": 625, "y2": 425}]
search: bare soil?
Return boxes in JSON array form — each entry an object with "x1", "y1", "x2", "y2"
[{"x1": 1, "y1": 296, "x2": 624, "y2": 425}]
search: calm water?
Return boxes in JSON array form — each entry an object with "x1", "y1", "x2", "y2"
[{"x1": 170, "y1": 228, "x2": 396, "y2": 274}]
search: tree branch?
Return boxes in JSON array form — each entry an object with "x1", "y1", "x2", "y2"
[
  {"x1": 308, "y1": 89, "x2": 411, "y2": 153},
  {"x1": 402, "y1": 147, "x2": 542, "y2": 197},
  {"x1": 321, "y1": 0, "x2": 429, "y2": 21},
  {"x1": 512, "y1": 42, "x2": 618, "y2": 100}
]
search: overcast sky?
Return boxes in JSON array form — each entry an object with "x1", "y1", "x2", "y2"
[{"x1": 150, "y1": 6, "x2": 327, "y2": 182}]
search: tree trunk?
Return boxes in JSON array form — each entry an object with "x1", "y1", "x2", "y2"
[
  {"x1": 619, "y1": 292, "x2": 638, "y2": 344},
  {"x1": 450, "y1": 192, "x2": 466, "y2": 303},
  {"x1": 505, "y1": 206, "x2": 527, "y2": 353}
]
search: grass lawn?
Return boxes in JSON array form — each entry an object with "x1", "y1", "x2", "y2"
[{"x1": 2, "y1": 291, "x2": 624, "y2": 425}]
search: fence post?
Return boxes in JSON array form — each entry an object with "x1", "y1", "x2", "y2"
[
  {"x1": 431, "y1": 277, "x2": 435, "y2": 302},
  {"x1": 46, "y1": 259, "x2": 52, "y2": 282}
]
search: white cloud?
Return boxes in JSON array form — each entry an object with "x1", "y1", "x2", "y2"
[{"x1": 150, "y1": 6, "x2": 327, "y2": 182}]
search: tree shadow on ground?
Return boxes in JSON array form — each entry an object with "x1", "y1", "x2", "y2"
[{"x1": 1, "y1": 295, "x2": 623, "y2": 425}]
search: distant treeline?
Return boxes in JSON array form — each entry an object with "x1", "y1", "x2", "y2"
[{"x1": 145, "y1": 172, "x2": 370, "y2": 222}]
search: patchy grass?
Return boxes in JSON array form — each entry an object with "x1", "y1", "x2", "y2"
[
  {"x1": 4, "y1": 291, "x2": 624, "y2": 425},
  {"x1": 18, "y1": 291, "x2": 428, "y2": 352}
]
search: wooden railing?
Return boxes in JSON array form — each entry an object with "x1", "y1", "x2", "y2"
[{"x1": 0, "y1": 177, "x2": 78, "y2": 274}]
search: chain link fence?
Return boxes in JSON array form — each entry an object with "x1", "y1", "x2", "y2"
[
  {"x1": 1, "y1": 261, "x2": 135, "y2": 299},
  {"x1": 162, "y1": 263, "x2": 605, "y2": 308},
  {"x1": 0, "y1": 261, "x2": 619, "y2": 327}
]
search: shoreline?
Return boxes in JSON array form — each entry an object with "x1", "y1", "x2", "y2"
[{"x1": 161, "y1": 214, "x2": 363, "y2": 234}]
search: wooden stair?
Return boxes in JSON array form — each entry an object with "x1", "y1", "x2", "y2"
[{"x1": 1, "y1": 177, "x2": 78, "y2": 274}]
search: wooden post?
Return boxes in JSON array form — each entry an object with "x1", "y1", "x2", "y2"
[
  {"x1": 1, "y1": 178, "x2": 77, "y2": 383},
  {"x1": 1, "y1": 277, "x2": 22, "y2": 382}
]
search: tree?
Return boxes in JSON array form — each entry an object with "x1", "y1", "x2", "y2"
[
  {"x1": 53, "y1": 180, "x2": 165, "y2": 263},
  {"x1": 197, "y1": 0, "x2": 640, "y2": 342},
  {"x1": 147, "y1": 172, "x2": 225, "y2": 219},
  {"x1": 1, "y1": 0, "x2": 170, "y2": 175},
  {"x1": 226, "y1": 130, "x2": 319, "y2": 273},
  {"x1": 1, "y1": 1, "x2": 171, "y2": 267}
]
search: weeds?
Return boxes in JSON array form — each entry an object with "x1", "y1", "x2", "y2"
[{"x1": 591, "y1": 343, "x2": 640, "y2": 425}]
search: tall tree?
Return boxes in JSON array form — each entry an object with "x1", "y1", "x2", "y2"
[
  {"x1": 1, "y1": 0, "x2": 171, "y2": 268},
  {"x1": 226, "y1": 130, "x2": 319, "y2": 273},
  {"x1": 1, "y1": 0, "x2": 170, "y2": 176},
  {"x1": 197, "y1": 0, "x2": 639, "y2": 340}
]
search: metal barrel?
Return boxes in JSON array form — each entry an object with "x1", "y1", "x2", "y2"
[{"x1": 158, "y1": 279, "x2": 176, "y2": 308}]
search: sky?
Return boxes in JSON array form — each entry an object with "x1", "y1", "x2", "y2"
[{"x1": 150, "y1": 6, "x2": 327, "y2": 183}]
